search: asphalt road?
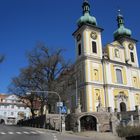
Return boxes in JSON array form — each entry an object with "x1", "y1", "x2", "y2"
[{"x1": 0, "y1": 125, "x2": 93, "y2": 140}]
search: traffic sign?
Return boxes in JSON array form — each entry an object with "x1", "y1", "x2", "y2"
[
  {"x1": 61, "y1": 106, "x2": 67, "y2": 114},
  {"x1": 57, "y1": 102, "x2": 63, "y2": 107}
]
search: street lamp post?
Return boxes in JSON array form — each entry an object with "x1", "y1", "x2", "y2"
[{"x1": 26, "y1": 90, "x2": 62, "y2": 132}]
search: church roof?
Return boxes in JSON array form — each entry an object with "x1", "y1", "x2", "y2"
[{"x1": 114, "y1": 10, "x2": 132, "y2": 40}]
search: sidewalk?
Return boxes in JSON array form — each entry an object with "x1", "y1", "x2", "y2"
[
  {"x1": 23, "y1": 127, "x2": 123, "y2": 140},
  {"x1": 64, "y1": 131, "x2": 123, "y2": 140}
]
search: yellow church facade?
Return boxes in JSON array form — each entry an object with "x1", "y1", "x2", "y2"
[{"x1": 72, "y1": 0, "x2": 140, "y2": 113}]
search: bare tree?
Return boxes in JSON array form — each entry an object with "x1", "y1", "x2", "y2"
[
  {"x1": 9, "y1": 66, "x2": 40, "y2": 117},
  {"x1": 9, "y1": 44, "x2": 71, "y2": 116}
]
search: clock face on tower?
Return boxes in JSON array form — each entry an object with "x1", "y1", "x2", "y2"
[
  {"x1": 90, "y1": 32, "x2": 97, "y2": 40},
  {"x1": 128, "y1": 43, "x2": 134, "y2": 50}
]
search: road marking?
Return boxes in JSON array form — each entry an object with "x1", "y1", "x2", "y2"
[
  {"x1": 8, "y1": 132, "x2": 14, "y2": 134},
  {"x1": 0, "y1": 132, "x2": 6, "y2": 135},
  {"x1": 0, "y1": 131, "x2": 45, "y2": 135},
  {"x1": 53, "y1": 135, "x2": 58, "y2": 140},
  {"x1": 23, "y1": 131, "x2": 30, "y2": 134},
  {"x1": 16, "y1": 132, "x2": 22, "y2": 134},
  {"x1": 37, "y1": 131, "x2": 45, "y2": 134},
  {"x1": 30, "y1": 131, "x2": 38, "y2": 134}
]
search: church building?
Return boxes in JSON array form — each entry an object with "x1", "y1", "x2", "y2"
[
  {"x1": 73, "y1": 0, "x2": 140, "y2": 113},
  {"x1": 65, "y1": 0, "x2": 140, "y2": 132}
]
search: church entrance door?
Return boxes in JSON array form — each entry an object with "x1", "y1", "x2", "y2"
[{"x1": 120, "y1": 102, "x2": 127, "y2": 112}]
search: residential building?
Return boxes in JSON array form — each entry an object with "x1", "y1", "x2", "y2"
[{"x1": 0, "y1": 94, "x2": 31, "y2": 125}]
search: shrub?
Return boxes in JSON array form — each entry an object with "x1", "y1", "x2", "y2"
[{"x1": 116, "y1": 125, "x2": 140, "y2": 137}]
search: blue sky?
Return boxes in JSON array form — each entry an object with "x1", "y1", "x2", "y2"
[{"x1": 0, "y1": 0, "x2": 140, "y2": 93}]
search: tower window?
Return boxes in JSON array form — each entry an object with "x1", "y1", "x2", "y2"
[
  {"x1": 130, "y1": 52, "x2": 134, "y2": 62},
  {"x1": 92, "y1": 41, "x2": 97, "y2": 53},
  {"x1": 116, "y1": 69, "x2": 123, "y2": 84},
  {"x1": 78, "y1": 44, "x2": 81, "y2": 56}
]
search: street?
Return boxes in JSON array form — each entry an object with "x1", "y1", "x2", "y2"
[{"x1": 0, "y1": 125, "x2": 93, "y2": 140}]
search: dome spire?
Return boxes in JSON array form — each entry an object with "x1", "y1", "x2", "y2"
[
  {"x1": 82, "y1": 0, "x2": 90, "y2": 15},
  {"x1": 117, "y1": 9, "x2": 124, "y2": 28},
  {"x1": 77, "y1": 0, "x2": 97, "y2": 27},
  {"x1": 113, "y1": 10, "x2": 132, "y2": 40}
]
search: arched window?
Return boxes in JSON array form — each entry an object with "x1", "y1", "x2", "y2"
[
  {"x1": 115, "y1": 49, "x2": 120, "y2": 58},
  {"x1": 116, "y1": 69, "x2": 123, "y2": 84}
]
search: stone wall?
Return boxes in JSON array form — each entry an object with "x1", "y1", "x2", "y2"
[
  {"x1": 65, "y1": 112, "x2": 111, "y2": 132},
  {"x1": 18, "y1": 114, "x2": 64, "y2": 131}
]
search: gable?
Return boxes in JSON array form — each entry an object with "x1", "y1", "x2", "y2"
[{"x1": 5, "y1": 94, "x2": 19, "y2": 101}]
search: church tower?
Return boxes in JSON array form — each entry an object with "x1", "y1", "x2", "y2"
[
  {"x1": 113, "y1": 10, "x2": 139, "y2": 67},
  {"x1": 73, "y1": 0, "x2": 105, "y2": 112},
  {"x1": 104, "y1": 10, "x2": 140, "y2": 112}
]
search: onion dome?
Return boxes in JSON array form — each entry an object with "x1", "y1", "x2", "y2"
[
  {"x1": 77, "y1": 0, "x2": 97, "y2": 27},
  {"x1": 114, "y1": 10, "x2": 132, "y2": 40}
]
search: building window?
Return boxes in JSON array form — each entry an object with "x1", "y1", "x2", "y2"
[
  {"x1": 93, "y1": 69, "x2": 99, "y2": 81},
  {"x1": 11, "y1": 105, "x2": 14, "y2": 109},
  {"x1": 115, "y1": 49, "x2": 120, "y2": 58},
  {"x1": 10, "y1": 112, "x2": 14, "y2": 116},
  {"x1": 4, "y1": 112, "x2": 6, "y2": 116},
  {"x1": 116, "y1": 69, "x2": 123, "y2": 84},
  {"x1": 92, "y1": 41, "x2": 97, "y2": 53},
  {"x1": 78, "y1": 44, "x2": 81, "y2": 56},
  {"x1": 130, "y1": 52, "x2": 134, "y2": 62}
]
